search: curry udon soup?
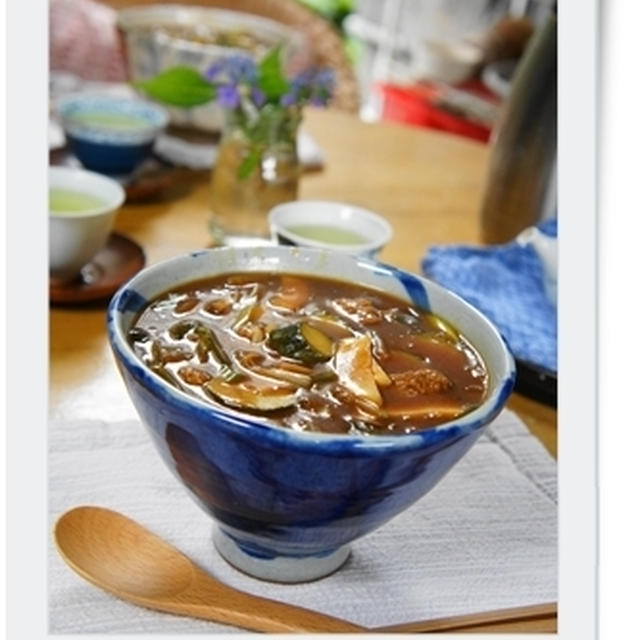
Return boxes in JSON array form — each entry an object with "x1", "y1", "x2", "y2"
[{"x1": 128, "y1": 273, "x2": 488, "y2": 435}]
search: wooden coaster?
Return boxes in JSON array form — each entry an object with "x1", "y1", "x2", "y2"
[{"x1": 50, "y1": 233, "x2": 145, "y2": 305}]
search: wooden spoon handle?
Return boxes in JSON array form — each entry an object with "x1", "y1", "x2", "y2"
[
  {"x1": 156, "y1": 597, "x2": 364, "y2": 633},
  {"x1": 142, "y1": 571, "x2": 365, "y2": 633},
  {"x1": 373, "y1": 602, "x2": 557, "y2": 633}
]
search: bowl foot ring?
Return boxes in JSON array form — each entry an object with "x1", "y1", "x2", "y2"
[{"x1": 213, "y1": 528, "x2": 351, "y2": 583}]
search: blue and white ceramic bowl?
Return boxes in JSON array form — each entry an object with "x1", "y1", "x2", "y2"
[
  {"x1": 56, "y1": 93, "x2": 169, "y2": 174},
  {"x1": 107, "y1": 246, "x2": 515, "y2": 583}
]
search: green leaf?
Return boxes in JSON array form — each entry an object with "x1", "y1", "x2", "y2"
[
  {"x1": 135, "y1": 67, "x2": 216, "y2": 107},
  {"x1": 257, "y1": 47, "x2": 290, "y2": 101},
  {"x1": 236, "y1": 147, "x2": 262, "y2": 180}
]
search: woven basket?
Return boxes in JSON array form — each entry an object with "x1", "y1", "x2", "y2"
[{"x1": 103, "y1": 0, "x2": 359, "y2": 112}]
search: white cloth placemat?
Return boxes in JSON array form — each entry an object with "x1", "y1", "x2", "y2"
[{"x1": 48, "y1": 409, "x2": 557, "y2": 633}]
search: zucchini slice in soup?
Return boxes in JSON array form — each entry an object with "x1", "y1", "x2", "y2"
[{"x1": 268, "y1": 322, "x2": 333, "y2": 364}]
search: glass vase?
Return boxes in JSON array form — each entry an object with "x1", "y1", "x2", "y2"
[{"x1": 208, "y1": 106, "x2": 301, "y2": 246}]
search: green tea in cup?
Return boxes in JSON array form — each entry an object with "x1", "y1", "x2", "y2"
[
  {"x1": 49, "y1": 188, "x2": 107, "y2": 215},
  {"x1": 66, "y1": 111, "x2": 151, "y2": 131},
  {"x1": 284, "y1": 224, "x2": 368, "y2": 246}
]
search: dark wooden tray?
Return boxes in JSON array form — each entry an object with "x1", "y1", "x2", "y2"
[{"x1": 514, "y1": 358, "x2": 557, "y2": 407}]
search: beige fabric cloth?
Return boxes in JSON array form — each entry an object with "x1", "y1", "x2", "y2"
[{"x1": 48, "y1": 408, "x2": 556, "y2": 633}]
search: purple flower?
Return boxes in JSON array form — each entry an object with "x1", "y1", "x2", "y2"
[
  {"x1": 204, "y1": 60, "x2": 226, "y2": 82},
  {"x1": 314, "y1": 69, "x2": 335, "y2": 92},
  {"x1": 297, "y1": 71, "x2": 312, "y2": 85},
  {"x1": 309, "y1": 93, "x2": 328, "y2": 107},
  {"x1": 218, "y1": 84, "x2": 240, "y2": 108},
  {"x1": 282, "y1": 68, "x2": 335, "y2": 107},
  {"x1": 204, "y1": 50, "x2": 333, "y2": 112},
  {"x1": 226, "y1": 56, "x2": 257, "y2": 84},
  {"x1": 279, "y1": 90, "x2": 299, "y2": 107},
  {"x1": 309, "y1": 70, "x2": 334, "y2": 106},
  {"x1": 250, "y1": 87, "x2": 266, "y2": 108}
]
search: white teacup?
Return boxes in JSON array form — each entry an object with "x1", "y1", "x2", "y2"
[
  {"x1": 49, "y1": 166, "x2": 125, "y2": 282},
  {"x1": 268, "y1": 200, "x2": 393, "y2": 258}
]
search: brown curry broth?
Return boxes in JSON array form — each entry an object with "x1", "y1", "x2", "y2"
[{"x1": 129, "y1": 273, "x2": 488, "y2": 435}]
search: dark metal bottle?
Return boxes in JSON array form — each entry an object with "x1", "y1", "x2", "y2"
[{"x1": 479, "y1": 11, "x2": 557, "y2": 244}]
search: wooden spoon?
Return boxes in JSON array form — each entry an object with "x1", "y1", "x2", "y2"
[
  {"x1": 53, "y1": 506, "x2": 363, "y2": 633},
  {"x1": 375, "y1": 602, "x2": 557, "y2": 633},
  {"x1": 54, "y1": 506, "x2": 557, "y2": 634}
]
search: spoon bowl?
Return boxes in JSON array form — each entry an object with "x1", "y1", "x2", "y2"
[
  {"x1": 54, "y1": 506, "x2": 363, "y2": 633},
  {"x1": 55, "y1": 506, "x2": 194, "y2": 599}
]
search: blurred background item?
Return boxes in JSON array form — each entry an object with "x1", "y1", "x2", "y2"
[
  {"x1": 479, "y1": 6, "x2": 557, "y2": 243},
  {"x1": 482, "y1": 13, "x2": 535, "y2": 64},
  {"x1": 51, "y1": 0, "x2": 361, "y2": 118},
  {"x1": 50, "y1": 0, "x2": 128, "y2": 82},
  {"x1": 50, "y1": 0, "x2": 555, "y2": 142},
  {"x1": 115, "y1": 3, "x2": 309, "y2": 131},
  {"x1": 344, "y1": 0, "x2": 554, "y2": 142}
]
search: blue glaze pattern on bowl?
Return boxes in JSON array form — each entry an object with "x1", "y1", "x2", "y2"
[
  {"x1": 66, "y1": 135, "x2": 155, "y2": 175},
  {"x1": 107, "y1": 246, "x2": 515, "y2": 582},
  {"x1": 57, "y1": 93, "x2": 168, "y2": 174}
]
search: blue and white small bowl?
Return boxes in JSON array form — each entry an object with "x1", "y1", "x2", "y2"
[
  {"x1": 56, "y1": 93, "x2": 169, "y2": 175},
  {"x1": 107, "y1": 246, "x2": 515, "y2": 583}
]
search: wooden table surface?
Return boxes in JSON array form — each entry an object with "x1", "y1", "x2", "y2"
[{"x1": 49, "y1": 108, "x2": 557, "y2": 632}]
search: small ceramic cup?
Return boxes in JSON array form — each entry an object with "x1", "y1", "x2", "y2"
[
  {"x1": 268, "y1": 200, "x2": 393, "y2": 258},
  {"x1": 56, "y1": 93, "x2": 168, "y2": 174},
  {"x1": 49, "y1": 166, "x2": 126, "y2": 283}
]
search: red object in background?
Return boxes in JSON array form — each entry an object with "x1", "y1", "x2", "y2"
[{"x1": 377, "y1": 81, "x2": 500, "y2": 143}]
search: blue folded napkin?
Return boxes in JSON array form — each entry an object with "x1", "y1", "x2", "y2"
[{"x1": 421, "y1": 219, "x2": 557, "y2": 372}]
